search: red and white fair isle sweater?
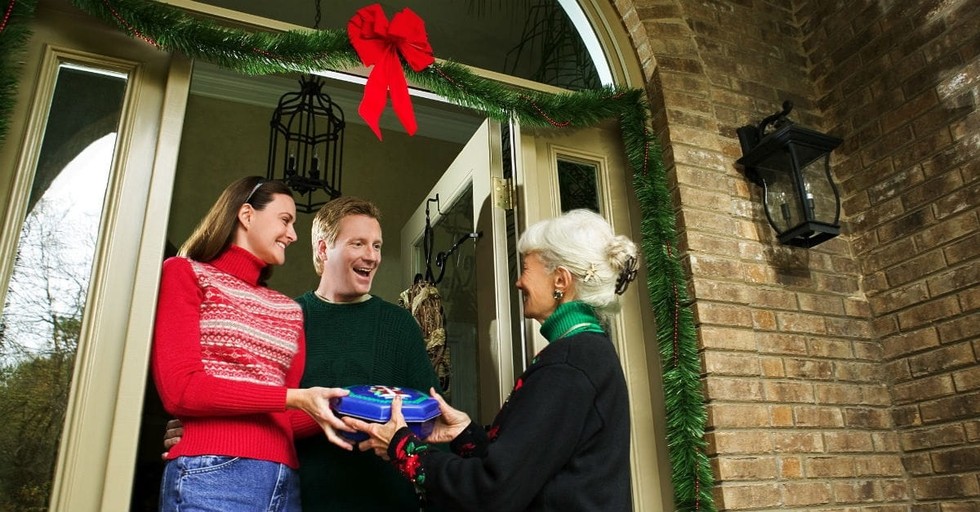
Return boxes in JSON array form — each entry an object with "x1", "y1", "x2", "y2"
[{"x1": 152, "y1": 245, "x2": 318, "y2": 469}]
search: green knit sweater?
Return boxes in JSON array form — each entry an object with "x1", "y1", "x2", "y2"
[{"x1": 294, "y1": 292, "x2": 441, "y2": 511}]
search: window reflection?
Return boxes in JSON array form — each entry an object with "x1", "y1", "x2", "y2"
[
  {"x1": 0, "y1": 64, "x2": 125, "y2": 510},
  {"x1": 557, "y1": 158, "x2": 600, "y2": 213},
  {"x1": 504, "y1": 1, "x2": 601, "y2": 89}
]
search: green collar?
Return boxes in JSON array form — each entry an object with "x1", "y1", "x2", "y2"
[{"x1": 540, "y1": 301, "x2": 604, "y2": 342}]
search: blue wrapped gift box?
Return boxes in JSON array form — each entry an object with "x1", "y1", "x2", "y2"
[{"x1": 331, "y1": 385, "x2": 440, "y2": 442}]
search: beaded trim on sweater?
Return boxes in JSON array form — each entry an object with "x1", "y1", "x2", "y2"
[{"x1": 189, "y1": 254, "x2": 303, "y2": 386}]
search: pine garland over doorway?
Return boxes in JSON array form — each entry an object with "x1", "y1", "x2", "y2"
[
  {"x1": 0, "y1": 0, "x2": 36, "y2": 145},
  {"x1": 0, "y1": 1, "x2": 714, "y2": 509}
]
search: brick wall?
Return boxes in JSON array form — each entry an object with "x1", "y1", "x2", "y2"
[
  {"x1": 800, "y1": 0, "x2": 980, "y2": 509},
  {"x1": 615, "y1": 0, "x2": 978, "y2": 509}
]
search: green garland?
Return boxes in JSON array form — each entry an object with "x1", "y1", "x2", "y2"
[
  {"x1": 0, "y1": 0, "x2": 713, "y2": 509},
  {"x1": 0, "y1": 0, "x2": 37, "y2": 145}
]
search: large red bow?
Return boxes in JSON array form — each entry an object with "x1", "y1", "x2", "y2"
[{"x1": 348, "y1": 4, "x2": 434, "y2": 140}]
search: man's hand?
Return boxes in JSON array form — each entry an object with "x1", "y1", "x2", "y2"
[{"x1": 161, "y1": 418, "x2": 183, "y2": 460}]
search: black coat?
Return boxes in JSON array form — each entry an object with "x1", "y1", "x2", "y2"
[{"x1": 390, "y1": 331, "x2": 632, "y2": 512}]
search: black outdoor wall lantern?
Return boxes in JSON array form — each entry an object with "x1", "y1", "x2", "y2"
[
  {"x1": 737, "y1": 101, "x2": 844, "y2": 248},
  {"x1": 267, "y1": 74, "x2": 345, "y2": 213}
]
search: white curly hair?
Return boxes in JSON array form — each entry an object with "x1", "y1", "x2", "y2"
[{"x1": 517, "y1": 209, "x2": 638, "y2": 318}]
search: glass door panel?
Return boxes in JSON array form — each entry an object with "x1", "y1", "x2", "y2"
[
  {"x1": 0, "y1": 63, "x2": 126, "y2": 511},
  {"x1": 410, "y1": 188, "x2": 478, "y2": 418},
  {"x1": 401, "y1": 119, "x2": 513, "y2": 424},
  {"x1": 557, "y1": 157, "x2": 600, "y2": 213}
]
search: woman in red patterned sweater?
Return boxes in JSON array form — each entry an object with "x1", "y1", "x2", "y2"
[{"x1": 152, "y1": 176, "x2": 352, "y2": 512}]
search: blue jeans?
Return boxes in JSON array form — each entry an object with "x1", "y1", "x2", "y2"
[{"x1": 159, "y1": 456, "x2": 301, "y2": 511}]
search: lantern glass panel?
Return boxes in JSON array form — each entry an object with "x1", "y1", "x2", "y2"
[
  {"x1": 753, "y1": 150, "x2": 800, "y2": 235},
  {"x1": 794, "y1": 144, "x2": 839, "y2": 225}
]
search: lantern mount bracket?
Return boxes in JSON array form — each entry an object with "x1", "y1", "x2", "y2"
[{"x1": 757, "y1": 100, "x2": 794, "y2": 136}]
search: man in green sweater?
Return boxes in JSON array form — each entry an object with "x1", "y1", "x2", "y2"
[{"x1": 294, "y1": 196, "x2": 441, "y2": 511}]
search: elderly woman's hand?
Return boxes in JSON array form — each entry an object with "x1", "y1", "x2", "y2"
[
  {"x1": 425, "y1": 387, "x2": 471, "y2": 444},
  {"x1": 343, "y1": 395, "x2": 408, "y2": 460}
]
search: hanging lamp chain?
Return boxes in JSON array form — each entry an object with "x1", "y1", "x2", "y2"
[{"x1": 268, "y1": 0, "x2": 346, "y2": 213}]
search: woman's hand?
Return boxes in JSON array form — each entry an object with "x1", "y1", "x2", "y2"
[
  {"x1": 425, "y1": 387, "x2": 470, "y2": 443},
  {"x1": 343, "y1": 395, "x2": 408, "y2": 460},
  {"x1": 287, "y1": 387, "x2": 355, "y2": 451}
]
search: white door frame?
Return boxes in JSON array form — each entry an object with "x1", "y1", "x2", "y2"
[{"x1": 0, "y1": 3, "x2": 191, "y2": 509}]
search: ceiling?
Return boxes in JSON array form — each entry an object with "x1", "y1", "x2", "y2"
[
  {"x1": 183, "y1": 0, "x2": 600, "y2": 141},
  {"x1": 194, "y1": 0, "x2": 543, "y2": 73},
  {"x1": 190, "y1": 62, "x2": 485, "y2": 143}
]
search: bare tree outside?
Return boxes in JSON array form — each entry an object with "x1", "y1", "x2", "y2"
[{"x1": 0, "y1": 134, "x2": 112, "y2": 511}]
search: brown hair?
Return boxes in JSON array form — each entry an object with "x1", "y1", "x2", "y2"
[
  {"x1": 311, "y1": 196, "x2": 381, "y2": 275},
  {"x1": 179, "y1": 176, "x2": 293, "y2": 282}
]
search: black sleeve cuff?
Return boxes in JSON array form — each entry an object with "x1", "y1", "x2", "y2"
[
  {"x1": 449, "y1": 422, "x2": 490, "y2": 458},
  {"x1": 388, "y1": 427, "x2": 432, "y2": 487},
  {"x1": 387, "y1": 426, "x2": 418, "y2": 460}
]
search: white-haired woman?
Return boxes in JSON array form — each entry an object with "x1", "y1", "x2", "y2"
[{"x1": 346, "y1": 209, "x2": 638, "y2": 511}]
